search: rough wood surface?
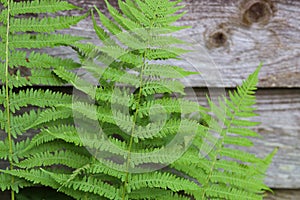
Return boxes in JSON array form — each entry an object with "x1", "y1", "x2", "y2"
[
  {"x1": 0, "y1": 189, "x2": 299, "y2": 200},
  {"x1": 43, "y1": 0, "x2": 300, "y2": 87},
  {"x1": 266, "y1": 189, "x2": 300, "y2": 200},
  {"x1": 1, "y1": 0, "x2": 299, "y2": 196},
  {"x1": 0, "y1": 88, "x2": 299, "y2": 189},
  {"x1": 187, "y1": 88, "x2": 300, "y2": 189}
]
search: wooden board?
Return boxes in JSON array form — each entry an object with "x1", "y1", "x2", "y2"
[
  {"x1": 187, "y1": 88, "x2": 300, "y2": 188},
  {"x1": 0, "y1": 189, "x2": 299, "y2": 200},
  {"x1": 0, "y1": 88, "x2": 299, "y2": 189},
  {"x1": 1, "y1": 0, "x2": 299, "y2": 195},
  {"x1": 42, "y1": 0, "x2": 300, "y2": 88},
  {"x1": 266, "y1": 189, "x2": 300, "y2": 200}
]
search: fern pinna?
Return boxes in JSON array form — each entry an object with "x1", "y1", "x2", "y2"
[{"x1": 0, "y1": 0, "x2": 87, "y2": 199}]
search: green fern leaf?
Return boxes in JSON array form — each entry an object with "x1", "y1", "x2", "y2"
[
  {"x1": 15, "y1": 150, "x2": 90, "y2": 169},
  {"x1": 9, "y1": 0, "x2": 79, "y2": 15},
  {"x1": 0, "y1": 173, "x2": 33, "y2": 193},
  {"x1": 94, "y1": 6, "x2": 122, "y2": 36},
  {"x1": 29, "y1": 107, "x2": 72, "y2": 128},
  {"x1": 129, "y1": 188, "x2": 190, "y2": 200},
  {"x1": 43, "y1": 170, "x2": 122, "y2": 200},
  {"x1": 9, "y1": 89, "x2": 72, "y2": 113},
  {"x1": 127, "y1": 172, "x2": 200, "y2": 194},
  {"x1": 0, "y1": 169, "x2": 60, "y2": 189},
  {"x1": 10, "y1": 110, "x2": 40, "y2": 138},
  {"x1": 8, "y1": 51, "x2": 80, "y2": 70},
  {"x1": 0, "y1": 0, "x2": 87, "y2": 196},
  {"x1": 10, "y1": 15, "x2": 87, "y2": 33},
  {"x1": 44, "y1": 125, "x2": 83, "y2": 146},
  {"x1": 0, "y1": 140, "x2": 9, "y2": 160},
  {"x1": 10, "y1": 33, "x2": 84, "y2": 49}
]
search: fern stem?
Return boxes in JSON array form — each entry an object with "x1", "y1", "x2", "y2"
[
  {"x1": 122, "y1": 51, "x2": 147, "y2": 200},
  {"x1": 4, "y1": 1, "x2": 15, "y2": 199},
  {"x1": 201, "y1": 84, "x2": 253, "y2": 199}
]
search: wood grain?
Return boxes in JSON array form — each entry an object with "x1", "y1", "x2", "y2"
[
  {"x1": 1, "y1": 0, "x2": 299, "y2": 196},
  {"x1": 0, "y1": 189, "x2": 299, "y2": 199},
  {"x1": 42, "y1": 0, "x2": 300, "y2": 87},
  {"x1": 186, "y1": 88, "x2": 300, "y2": 188},
  {"x1": 0, "y1": 88, "x2": 299, "y2": 189},
  {"x1": 266, "y1": 189, "x2": 300, "y2": 200}
]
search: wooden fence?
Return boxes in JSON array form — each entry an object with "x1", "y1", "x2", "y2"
[
  {"x1": 55, "y1": 1, "x2": 300, "y2": 198},
  {"x1": 1, "y1": 0, "x2": 299, "y2": 199}
]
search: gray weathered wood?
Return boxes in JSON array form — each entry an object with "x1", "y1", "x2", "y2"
[
  {"x1": 266, "y1": 189, "x2": 300, "y2": 200},
  {"x1": 1, "y1": 0, "x2": 299, "y2": 196},
  {"x1": 0, "y1": 88, "x2": 299, "y2": 189},
  {"x1": 185, "y1": 88, "x2": 300, "y2": 189},
  {"x1": 43, "y1": 0, "x2": 300, "y2": 87},
  {"x1": 1, "y1": 189, "x2": 299, "y2": 200}
]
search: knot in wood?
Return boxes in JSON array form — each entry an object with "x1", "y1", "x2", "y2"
[
  {"x1": 207, "y1": 30, "x2": 228, "y2": 48},
  {"x1": 241, "y1": 0, "x2": 273, "y2": 25}
]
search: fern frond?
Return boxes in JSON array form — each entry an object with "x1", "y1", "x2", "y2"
[
  {"x1": 9, "y1": 0, "x2": 79, "y2": 15},
  {"x1": 15, "y1": 150, "x2": 90, "y2": 169},
  {"x1": 53, "y1": 67, "x2": 96, "y2": 97},
  {"x1": 91, "y1": 9, "x2": 111, "y2": 43},
  {"x1": 137, "y1": 98, "x2": 199, "y2": 117},
  {"x1": 0, "y1": 140, "x2": 10, "y2": 160},
  {"x1": 44, "y1": 125, "x2": 83, "y2": 146},
  {"x1": 209, "y1": 170, "x2": 268, "y2": 193},
  {"x1": 141, "y1": 80, "x2": 185, "y2": 96},
  {"x1": 28, "y1": 107, "x2": 72, "y2": 128},
  {"x1": 146, "y1": 47, "x2": 189, "y2": 60},
  {"x1": 197, "y1": 66, "x2": 275, "y2": 199},
  {"x1": 0, "y1": 173, "x2": 33, "y2": 193},
  {"x1": 0, "y1": 169, "x2": 60, "y2": 189},
  {"x1": 0, "y1": 110, "x2": 6, "y2": 131},
  {"x1": 10, "y1": 15, "x2": 88, "y2": 33},
  {"x1": 128, "y1": 188, "x2": 191, "y2": 200},
  {"x1": 8, "y1": 51, "x2": 80, "y2": 70},
  {"x1": 18, "y1": 140, "x2": 89, "y2": 160},
  {"x1": 83, "y1": 62, "x2": 140, "y2": 86},
  {"x1": 29, "y1": 68, "x2": 67, "y2": 86},
  {"x1": 95, "y1": 87, "x2": 134, "y2": 107},
  {"x1": 204, "y1": 185, "x2": 262, "y2": 200},
  {"x1": 118, "y1": 0, "x2": 150, "y2": 27},
  {"x1": 127, "y1": 172, "x2": 200, "y2": 194},
  {"x1": 132, "y1": 118, "x2": 197, "y2": 140},
  {"x1": 9, "y1": 33, "x2": 84, "y2": 49},
  {"x1": 10, "y1": 110, "x2": 40, "y2": 138},
  {"x1": 98, "y1": 45, "x2": 144, "y2": 66},
  {"x1": 94, "y1": 6, "x2": 122, "y2": 36},
  {"x1": 18, "y1": 130, "x2": 56, "y2": 155},
  {"x1": 1, "y1": 0, "x2": 86, "y2": 197},
  {"x1": 87, "y1": 161, "x2": 127, "y2": 181},
  {"x1": 43, "y1": 170, "x2": 122, "y2": 200},
  {"x1": 9, "y1": 89, "x2": 72, "y2": 113}
]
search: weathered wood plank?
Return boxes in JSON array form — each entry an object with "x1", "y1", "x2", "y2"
[
  {"x1": 1, "y1": 0, "x2": 299, "y2": 193},
  {"x1": 0, "y1": 189, "x2": 299, "y2": 199},
  {"x1": 0, "y1": 88, "x2": 299, "y2": 189},
  {"x1": 186, "y1": 88, "x2": 300, "y2": 189},
  {"x1": 42, "y1": 0, "x2": 300, "y2": 88},
  {"x1": 179, "y1": 0, "x2": 300, "y2": 88},
  {"x1": 266, "y1": 189, "x2": 300, "y2": 200}
]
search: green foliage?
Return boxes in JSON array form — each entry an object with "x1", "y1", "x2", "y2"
[
  {"x1": 0, "y1": 0, "x2": 87, "y2": 199},
  {"x1": 0, "y1": 0, "x2": 276, "y2": 200}
]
